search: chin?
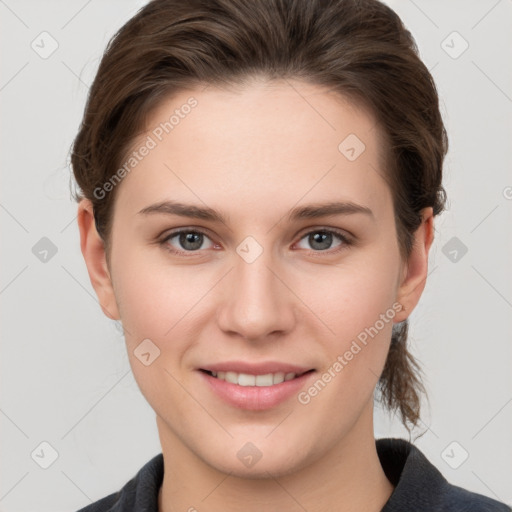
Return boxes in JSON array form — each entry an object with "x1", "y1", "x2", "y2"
[
  {"x1": 211, "y1": 454, "x2": 308, "y2": 480},
  {"x1": 197, "y1": 435, "x2": 316, "y2": 480}
]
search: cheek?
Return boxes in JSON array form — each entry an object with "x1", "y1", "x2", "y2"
[
  {"x1": 111, "y1": 245, "x2": 202, "y2": 335},
  {"x1": 321, "y1": 249, "x2": 400, "y2": 339},
  {"x1": 310, "y1": 247, "x2": 400, "y2": 393},
  {"x1": 110, "y1": 248, "x2": 225, "y2": 393},
  {"x1": 111, "y1": 258, "x2": 202, "y2": 402}
]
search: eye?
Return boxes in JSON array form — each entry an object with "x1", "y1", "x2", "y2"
[
  {"x1": 295, "y1": 228, "x2": 352, "y2": 253},
  {"x1": 160, "y1": 229, "x2": 216, "y2": 255}
]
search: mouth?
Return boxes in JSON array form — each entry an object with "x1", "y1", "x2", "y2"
[
  {"x1": 199, "y1": 368, "x2": 315, "y2": 387},
  {"x1": 197, "y1": 365, "x2": 317, "y2": 410}
]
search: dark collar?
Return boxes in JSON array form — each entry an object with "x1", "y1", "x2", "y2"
[
  {"x1": 377, "y1": 437, "x2": 447, "y2": 511},
  {"x1": 377, "y1": 438, "x2": 509, "y2": 511}
]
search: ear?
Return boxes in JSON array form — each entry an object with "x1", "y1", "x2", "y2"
[
  {"x1": 394, "y1": 207, "x2": 435, "y2": 323},
  {"x1": 77, "y1": 199, "x2": 120, "y2": 320}
]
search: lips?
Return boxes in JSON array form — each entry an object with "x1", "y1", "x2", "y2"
[{"x1": 197, "y1": 361, "x2": 316, "y2": 410}]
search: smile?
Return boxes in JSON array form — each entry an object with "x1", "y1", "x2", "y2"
[
  {"x1": 202, "y1": 370, "x2": 310, "y2": 387},
  {"x1": 198, "y1": 368, "x2": 316, "y2": 410}
]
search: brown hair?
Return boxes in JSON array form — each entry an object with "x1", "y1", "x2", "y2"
[{"x1": 70, "y1": 0, "x2": 448, "y2": 429}]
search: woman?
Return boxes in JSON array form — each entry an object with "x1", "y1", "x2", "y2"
[{"x1": 71, "y1": 0, "x2": 510, "y2": 510}]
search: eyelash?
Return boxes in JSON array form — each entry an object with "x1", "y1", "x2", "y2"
[{"x1": 158, "y1": 227, "x2": 353, "y2": 257}]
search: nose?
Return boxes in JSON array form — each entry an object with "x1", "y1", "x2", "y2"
[{"x1": 216, "y1": 244, "x2": 296, "y2": 343}]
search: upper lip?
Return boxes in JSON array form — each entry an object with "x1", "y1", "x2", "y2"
[{"x1": 199, "y1": 361, "x2": 314, "y2": 375}]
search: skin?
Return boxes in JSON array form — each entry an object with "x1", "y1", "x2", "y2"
[{"x1": 78, "y1": 79, "x2": 434, "y2": 512}]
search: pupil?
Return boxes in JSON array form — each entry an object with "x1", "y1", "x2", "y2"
[
  {"x1": 181, "y1": 232, "x2": 202, "y2": 250},
  {"x1": 311, "y1": 232, "x2": 331, "y2": 250}
]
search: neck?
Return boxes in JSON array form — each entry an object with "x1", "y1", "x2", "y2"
[{"x1": 157, "y1": 405, "x2": 393, "y2": 512}]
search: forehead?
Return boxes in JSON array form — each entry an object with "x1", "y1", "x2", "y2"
[{"x1": 113, "y1": 79, "x2": 392, "y2": 224}]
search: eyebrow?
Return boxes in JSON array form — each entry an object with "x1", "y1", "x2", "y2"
[{"x1": 138, "y1": 199, "x2": 374, "y2": 224}]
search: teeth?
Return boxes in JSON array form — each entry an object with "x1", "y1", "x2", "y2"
[
  {"x1": 210, "y1": 370, "x2": 297, "y2": 386},
  {"x1": 225, "y1": 371, "x2": 238, "y2": 384},
  {"x1": 273, "y1": 372, "x2": 285, "y2": 384},
  {"x1": 239, "y1": 373, "x2": 256, "y2": 386},
  {"x1": 255, "y1": 374, "x2": 273, "y2": 386}
]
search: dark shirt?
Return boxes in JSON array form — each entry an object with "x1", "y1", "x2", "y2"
[{"x1": 76, "y1": 438, "x2": 510, "y2": 511}]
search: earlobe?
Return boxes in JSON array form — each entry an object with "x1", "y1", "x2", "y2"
[
  {"x1": 77, "y1": 199, "x2": 120, "y2": 321},
  {"x1": 394, "y1": 207, "x2": 434, "y2": 324}
]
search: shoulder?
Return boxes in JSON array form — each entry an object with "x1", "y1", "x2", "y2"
[
  {"x1": 74, "y1": 453, "x2": 164, "y2": 512},
  {"x1": 377, "y1": 438, "x2": 510, "y2": 512}
]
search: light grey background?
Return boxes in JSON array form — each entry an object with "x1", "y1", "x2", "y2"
[{"x1": 1, "y1": 0, "x2": 511, "y2": 510}]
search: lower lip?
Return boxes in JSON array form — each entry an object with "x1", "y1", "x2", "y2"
[{"x1": 199, "y1": 370, "x2": 315, "y2": 410}]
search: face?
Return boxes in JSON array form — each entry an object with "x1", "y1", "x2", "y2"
[{"x1": 79, "y1": 79, "x2": 432, "y2": 478}]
